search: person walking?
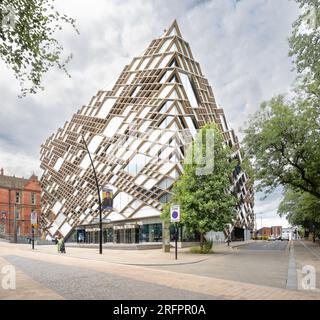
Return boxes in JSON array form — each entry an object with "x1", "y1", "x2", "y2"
[{"x1": 60, "y1": 236, "x2": 66, "y2": 254}]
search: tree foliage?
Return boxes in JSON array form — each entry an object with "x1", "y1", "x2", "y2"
[
  {"x1": 243, "y1": 96, "x2": 320, "y2": 199},
  {"x1": 278, "y1": 188, "x2": 320, "y2": 239},
  {"x1": 161, "y1": 123, "x2": 238, "y2": 250},
  {"x1": 243, "y1": 0, "x2": 320, "y2": 200},
  {"x1": 0, "y1": 0, "x2": 78, "y2": 96},
  {"x1": 289, "y1": 0, "x2": 320, "y2": 99}
]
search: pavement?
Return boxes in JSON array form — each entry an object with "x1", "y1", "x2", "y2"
[{"x1": 0, "y1": 240, "x2": 320, "y2": 300}]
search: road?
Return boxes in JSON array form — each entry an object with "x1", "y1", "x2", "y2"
[
  {"x1": 147, "y1": 241, "x2": 290, "y2": 288},
  {"x1": 239, "y1": 240, "x2": 289, "y2": 251},
  {"x1": 0, "y1": 240, "x2": 319, "y2": 300}
]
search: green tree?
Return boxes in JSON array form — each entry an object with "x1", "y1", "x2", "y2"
[
  {"x1": 0, "y1": 0, "x2": 78, "y2": 97},
  {"x1": 243, "y1": 0, "x2": 320, "y2": 200},
  {"x1": 278, "y1": 188, "x2": 320, "y2": 241},
  {"x1": 243, "y1": 96, "x2": 320, "y2": 199},
  {"x1": 289, "y1": 0, "x2": 320, "y2": 99},
  {"x1": 161, "y1": 123, "x2": 238, "y2": 252}
]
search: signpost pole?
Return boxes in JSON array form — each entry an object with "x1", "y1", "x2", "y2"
[
  {"x1": 175, "y1": 222, "x2": 178, "y2": 260},
  {"x1": 32, "y1": 225, "x2": 34, "y2": 250},
  {"x1": 170, "y1": 204, "x2": 180, "y2": 261},
  {"x1": 30, "y1": 211, "x2": 37, "y2": 250}
]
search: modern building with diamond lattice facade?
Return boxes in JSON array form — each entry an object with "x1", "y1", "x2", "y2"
[{"x1": 40, "y1": 21, "x2": 254, "y2": 244}]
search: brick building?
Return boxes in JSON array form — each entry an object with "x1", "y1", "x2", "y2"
[
  {"x1": 271, "y1": 226, "x2": 282, "y2": 237},
  {"x1": 0, "y1": 168, "x2": 41, "y2": 240},
  {"x1": 257, "y1": 227, "x2": 272, "y2": 238}
]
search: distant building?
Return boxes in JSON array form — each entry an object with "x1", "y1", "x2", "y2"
[
  {"x1": 0, "y1": 168, "x2": 41, "y2": 240},
  {"x1": 282, "y1": 227, "x2": 299, "y2": 240},
  {"x1": 271, "y1": 226, "x2": 282, "y2": 237},
  {"x1": 257, "y1": 227, "x2": 272, "y2": 238}
]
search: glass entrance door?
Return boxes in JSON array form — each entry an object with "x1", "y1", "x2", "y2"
[{"x1": 114, "y1": 228, "x2": 139, "y2": 244}]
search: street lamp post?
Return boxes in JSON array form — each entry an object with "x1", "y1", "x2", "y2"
[{"x1": 81, "y1": 135, "x2": 103, "y2": 254}]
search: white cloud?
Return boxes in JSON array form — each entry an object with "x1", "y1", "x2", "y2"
[{"x1": 0, "y1": 0, "x2": 300, "y2": 225}]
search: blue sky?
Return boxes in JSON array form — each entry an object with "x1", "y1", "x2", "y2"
[{"x1": 0, "y1": 0, "x2": 300, "y2": 228}]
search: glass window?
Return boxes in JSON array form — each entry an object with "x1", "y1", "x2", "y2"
[
  {"x1": 15, "y1": 209, "x2": 20, "y2": 219},
  {"x1": 103, "y1": 117, "x2": 124, "y2": 138},
  {"x1": 179, "y1": 72, "x2": 199, "y2": 108},
  {"x1": 131, "y1": 86, "x2": 141, "y2": 97},
  {"x1": 159, "y1": 193, "x2": 172, "y2": 204},
  {"x1": 139, "y1": 223, "x2": 162, "y2": 242},
  {"x1": 159, "y1": 70, "x2": 173, "y2": 84},
  {"x1": 185, "y1": 117, "x2": 198, "y2": 137},
  {"x1": 113, "y1": 192, "x2": 133, "y2": 212},
  {"x1": 138, "y1": 57, "x2": 150, "y2": 70},
  {"x1": 148, "y1": 55, "x2": 161, "y2": 69},
  {"x1": 125, "y1": 154, "x2": 151, "y2": 176},
  {"x1": 158, "y1": 39, "x2": 172, "y2": 53},
  {"x1": 88, "y1": 135, "x2": 104, "y2": 153},
  {"x1": 159, "y1": 54, "x2": 174, "y2": 68},
  {"x1": 122, "y1": 105, "x2": 133, "y2": 117},
  {"x1": 79, "y1": 154, "x2": 91, "y2": 170},
  {"x1": 126, "y1": 73, "x2": 135, "y2": 85},
  {"x1": 138, "y1": 121, "x2": 151, "y2": 133},
  {"x1": 54, "y1": 157, "x2": 64, "y2": 171},
  {"x1": 220, "y1": 114, "x2": 229, "y2": 132},
  {"x1": 143, "y1": 178, "x2": 157, "y2": 190},
  {"x1": 159, "y1": 101, "x2": 172, "y2": 113},
  {"x1": 115, "y1": 86, "x2": 124, "y2": 97},
  {"x1": 96, "y1": 98, "x2": 116, "y2": 119},
  {"x1": 137, "y1": 107, "x2": 151, "y2": 119},
  {"x1": 15, "y1": 192, "x2": 20, "y2": 204},
  {"x1": 159, "y1": 116, "x2": 174, "y2": 128},
  {"x1": 130, "y1": 58, "x2": 141, "y2": 71},
  {"x1": 158, "y1": 178, "x2": 174, "y2": 190},
  {"x1": 158, "y1": 85, "x2": 173, "y2": 99},
  {"x1": 31, "y1": 193, "x2": 36, "y2": 205}
]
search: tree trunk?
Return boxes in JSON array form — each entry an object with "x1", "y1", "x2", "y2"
[
  {"x1": 200, "y1": 233, "x2": 204, "y2": 252},
  {"x1": 313, "y1": 232, "x2": 316, "y2": 243}
]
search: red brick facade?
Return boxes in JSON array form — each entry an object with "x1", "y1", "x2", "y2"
[
  {"x1": 0, "y1": 169, "x2": 41, "y2": 239},
  {"x1": 257, "y1": 227, "x2": 272, "y2": 237}
]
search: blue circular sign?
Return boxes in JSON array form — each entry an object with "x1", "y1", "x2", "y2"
[{"x1": 172, "y1": 211, "x2": 178, "y2": 219}]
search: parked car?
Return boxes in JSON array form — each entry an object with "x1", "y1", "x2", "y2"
[
  {"x1": 268, "y1": 235, "x2": 276, "y2": 241},
  {"x1": 281, "y1": 233, "x2": 290, "y2": 241}
]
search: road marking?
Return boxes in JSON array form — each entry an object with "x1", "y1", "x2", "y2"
[{"x1": 286, "y1": 241, "x2": 297, "y2": 290}]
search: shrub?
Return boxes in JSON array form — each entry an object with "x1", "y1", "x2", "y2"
[
  {"x1": 190, "y1": 239, "x2": 213, "y2": 254},
  {"x1": 204, "y1": 239, "x2": 213, "y2": 252}
]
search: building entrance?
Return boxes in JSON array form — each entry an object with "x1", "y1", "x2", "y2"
[{"x1": 114, "y1": 227, "x2": 139, "y2": 244}]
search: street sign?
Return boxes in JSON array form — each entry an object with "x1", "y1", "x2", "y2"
[
  {"x1": 170, "y1": 205, "x2": 180, "y2": 223},
  {"x1": 31, "y1": 211, "x2": 37, "y2": 226}
]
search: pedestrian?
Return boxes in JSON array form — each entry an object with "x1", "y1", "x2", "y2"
[
  {"x1": 227, "y1": 235, "x2": 231, "y2": 247},
  {"x1": 60, "y1": 236, "x2": 66, "y2": 254}
]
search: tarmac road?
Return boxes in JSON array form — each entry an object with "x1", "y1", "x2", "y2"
[{"x1": 239, "y1": 240, "x2": 289, "y2": 251}]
